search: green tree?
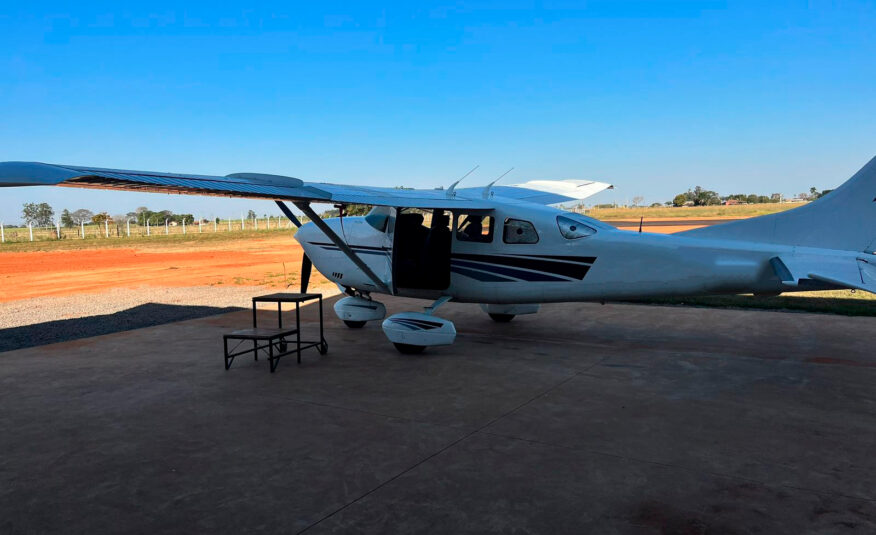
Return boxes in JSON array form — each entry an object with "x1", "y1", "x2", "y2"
[
  {"x1": 247, "y1": 210, "x2": 257, "y2": 220},
  {"x1": 60, "y1": 209, "x2": 74, "y2": 228},
  {"x1": 690, "y1": 186, "x2": 720, "y2": 206},
  {"x1": 672, "y1": 194, "x2": 688, "y2": 207},
  {"x1": 22, "y1": 202, "x2": 54, "y2": 226},
  {"x1": 91, "y1": 212, "x2": 111, "y2": 225}
]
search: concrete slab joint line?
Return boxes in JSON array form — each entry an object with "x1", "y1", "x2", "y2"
[{"x1": 295, "y1": 366, "x2": 596, "y2": 534}]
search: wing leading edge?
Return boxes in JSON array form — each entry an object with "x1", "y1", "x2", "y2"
[{"x1": 0, "y1": 161, "x2": 611, "y2": 209}]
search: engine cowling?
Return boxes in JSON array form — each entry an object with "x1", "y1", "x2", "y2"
[
  {"x1": 334, "y1": 296, "x2": 386, "y2": 323},
  {"x1": 382, "y1": 312, "x2": 456, "y2": 348}
]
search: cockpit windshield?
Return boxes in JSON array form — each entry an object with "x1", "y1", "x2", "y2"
[{"x1": 365, "y1": 206, "x2": 391, "y2": 232}]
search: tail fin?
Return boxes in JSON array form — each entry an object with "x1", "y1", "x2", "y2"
[{"x1": 681, "y1": 155, "x2": 876, "y2": 252}]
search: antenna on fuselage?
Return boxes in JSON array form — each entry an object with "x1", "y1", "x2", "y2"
[
  {"x1": 446, "y1": 165, "x2": 479, "y2": 199},
  {"x1": 483, "y1": 167, "x2": 514, "y2": 199}
]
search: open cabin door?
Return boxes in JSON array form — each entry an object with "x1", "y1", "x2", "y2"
[{"x1": 390, "y1": 209, "x2": 452, "y2": 294}]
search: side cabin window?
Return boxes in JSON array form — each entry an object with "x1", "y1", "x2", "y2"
[
  {"x1": 456, "y1": 214, "x2": 494, "y2": 243},
  {"x1": 556, "y1": 215, "x2": 596, "y2": 239},
  {"x1": 503, "y1": 218, "x2": 539, "y2": 244}
]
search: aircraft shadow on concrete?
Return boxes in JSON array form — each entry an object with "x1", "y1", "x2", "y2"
[{"x1": 0, "y1": 303, "x2": 244, "y2": 353}]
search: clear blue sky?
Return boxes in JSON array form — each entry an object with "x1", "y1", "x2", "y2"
[{"x1": 1, "y1": 1, "x2": 874, "y2": 223}]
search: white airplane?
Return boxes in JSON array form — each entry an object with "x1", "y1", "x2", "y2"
[{"x1": 1, "y1": 158, "x2": 874, "y2": 353}]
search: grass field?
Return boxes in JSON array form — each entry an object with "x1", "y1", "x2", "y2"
[
  {"x1": 0, "y1": 227, "x2": 296, "y2": 252},
  {"x1": 588, "y1": 202, "x2": 802, "y2": 220}
]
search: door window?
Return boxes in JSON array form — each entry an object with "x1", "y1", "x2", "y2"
[
  {"x1": 503, "y1": 218, "x2": 539, "y2": 244},
  {"x1": 456, "y1": 214, "x2": 494, "y2": 242}
]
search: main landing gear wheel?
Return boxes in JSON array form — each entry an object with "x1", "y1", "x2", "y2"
[
  {"x1": 489, "y1": 313, "x2": 515, "y2": 323},
  {"x1": 393, "y1": 343, "x2": 425, "y2": 354},
  {"x1": 343, "y1": 320, "x2": 367, "y2": 328}
]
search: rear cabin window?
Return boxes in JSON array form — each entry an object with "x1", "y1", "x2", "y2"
[
  {"x1": 456, "y1": 214, "x2": 494, "y2": 242},
  {"x1": 503, "y1": 218, "x2": 539, "y2": 244},
  {"x1": 556, "y1": 215, "x2": 597, "y2": 239}
]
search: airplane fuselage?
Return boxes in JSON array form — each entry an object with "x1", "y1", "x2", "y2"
[{"x1": 295, "y1": 203, "x2": 852, "y2": 305}]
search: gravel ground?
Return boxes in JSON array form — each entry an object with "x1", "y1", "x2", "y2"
[{"x1": 0, "y1": 285, "x2": 339, "y2": 352}]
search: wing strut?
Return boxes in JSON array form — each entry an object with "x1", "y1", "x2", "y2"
[
  {"x1": 275, "y1": 200, "x2": 303, "y2": 228},
  {"x1": 292, "y1": 201, "x2": 392, "y2": 294}
]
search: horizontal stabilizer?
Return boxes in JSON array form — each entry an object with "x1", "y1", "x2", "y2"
[{"x1": 773, "y1": 254, "x2": 875, "y2": 294}]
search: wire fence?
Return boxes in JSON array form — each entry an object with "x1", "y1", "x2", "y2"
[{"x1": 0, "y1": 217, "x2": 296, "y2": 243}]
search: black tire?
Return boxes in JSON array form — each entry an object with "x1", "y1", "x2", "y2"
[
  {"x1": 344, "y1": 320, "x2": 367, "y2": 328},
  {"x1": 318, "y1": 340, "x2": 328, "y2": 355},
  {"x1": 489, "y1": 313, "x2": 515, "y2": 323},
  {"x1": 394, "y1": 343, "x2": 425, "y2": 354}
]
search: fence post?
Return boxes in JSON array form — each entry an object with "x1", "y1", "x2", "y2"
[
  {"x1": 126, "y1": 219, "x2": 131, "y2": 237},
  {"x1": 105, "y1": 219, "x2": 109, "y2": 238},
  {"x1": 147, "y1": 220, "x2": 150, "y2": 236},
  {"x1": 1, "y1": 222, "x2": 4, "y2": 243},
  {"x1": 81, "y1": 221, "x2": 85, "y2": 238},
  {"x1": 29, "y1": 223, "x2": 33, "y2": 242},
  {"x1": 198, "y1": 218, "x2": 202, "y2": 233},
  {"x1": 56, "y1": 221, "x2": 61, "y2": 239},
  {"x1": 213, "y1": 219, "x2": 217, "y2": 232},
  {"x1": 241, "y1": 215, "x2": 245, "y2": 230},
  {"x1": 227, "y1": 219, "x2": 231, "y2": 232},
  {"x1": 165, "y1": 219, "x2": 169, "y2": 235}
]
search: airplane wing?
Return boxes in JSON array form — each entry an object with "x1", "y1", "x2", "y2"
[
  {"x1": 0, "y1": 161, "x2": 494, "y2": 210},
  {"x1": 0, "y1": 162, "x2": 612, "y2": 209},
  {"x1": 458, "y1": 179, "x2": 614, "y2": 206}
]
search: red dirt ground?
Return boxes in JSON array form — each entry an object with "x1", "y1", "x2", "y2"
[{"x1": 0, "y1": 236, "x2": 329, "y2": 303}]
